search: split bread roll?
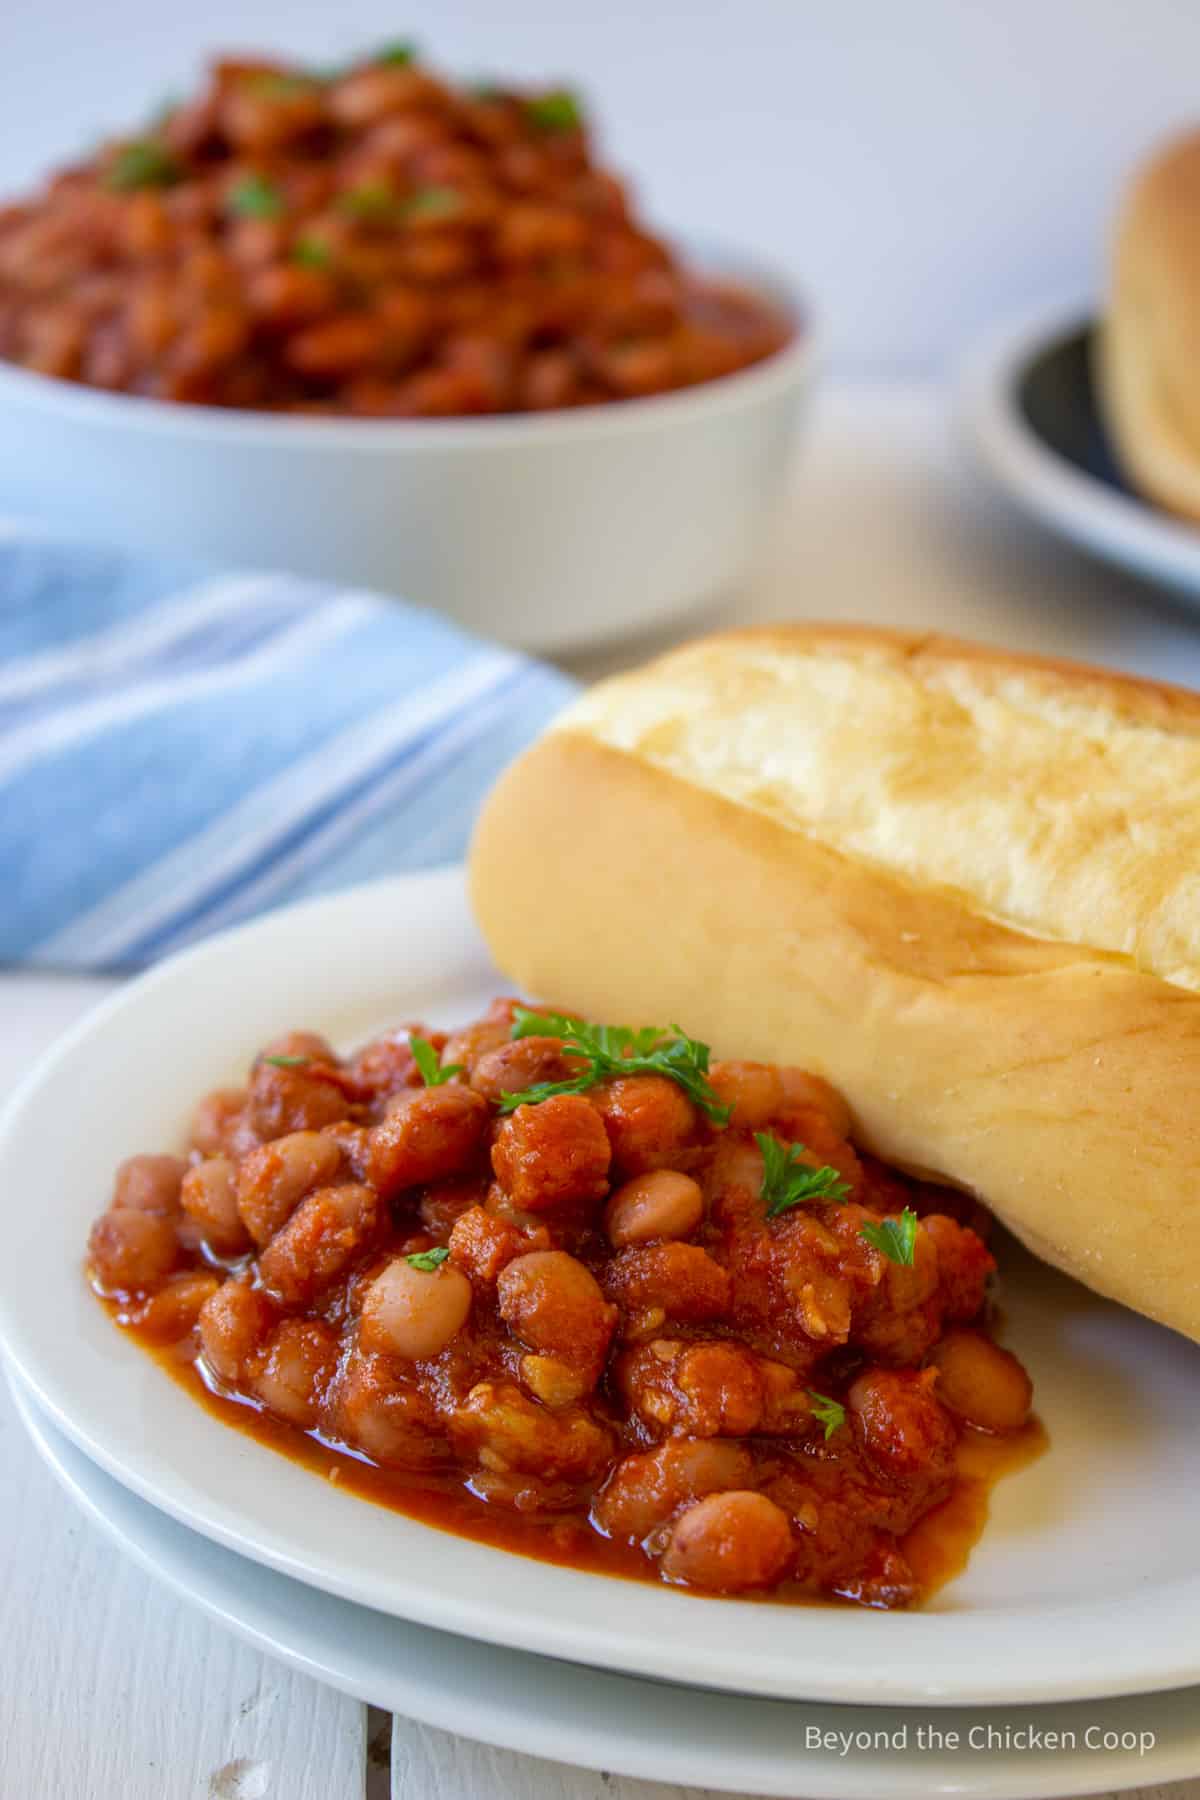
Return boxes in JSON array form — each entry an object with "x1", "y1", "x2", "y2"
[
  {"x1": 469, "y1": 626, "x2": 1200, "y2": 1343},
  {"x1": 1097, "y1": 127, "x2": 1200, "y2": 522}
]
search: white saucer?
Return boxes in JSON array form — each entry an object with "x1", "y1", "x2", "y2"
[
  {"x1": 10, "y1": 1365, "x2": 1197, "y2": 1800},
  {"x1": 3, "y1": 869, "x2": 1200, "y2": 1707},
  {"x1": 960, "y1": 298, "x2": 1200, "y2": 600}
]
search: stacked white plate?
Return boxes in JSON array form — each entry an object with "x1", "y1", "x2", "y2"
[{"x1": 2, "y1": 868, "x2": 1198, "y2": 1799}]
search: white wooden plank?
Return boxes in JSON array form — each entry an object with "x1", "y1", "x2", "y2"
[{"x1": 0, "y1": 1372, "x2": 366, "y2": 1800}]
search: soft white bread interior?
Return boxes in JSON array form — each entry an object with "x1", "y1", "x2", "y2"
[
  {"x1": 1096, "y1": 128, "x2": 1200, "y2": 522},
  {"x1": 469, "y1": 626, "x2": 1200, "y2": 1343}
]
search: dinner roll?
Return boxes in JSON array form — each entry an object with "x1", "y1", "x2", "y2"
[
  {"x1": 469, "y1": 626, "x2": 1200, "y2": 1343},
  {"x1": 1096, "y1": 127, "x2": 1200, "y2": 521}
]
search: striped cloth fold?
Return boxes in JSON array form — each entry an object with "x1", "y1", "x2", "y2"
[{"x1": 0, "y1": 523, "x2": 576, "y2": 970}]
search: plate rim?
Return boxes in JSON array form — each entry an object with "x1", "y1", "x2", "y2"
[
  {"x1": 958, "y1": 296, "x2": 1200, "y2": 593},
  {"x1": 13, "y1": 1364, "x2": 1200, "y2": 1800},
  {"x1": 2, "y1": 867, "x2": 1200, "y2": 1709}
]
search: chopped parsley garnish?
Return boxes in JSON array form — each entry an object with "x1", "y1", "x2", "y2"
[
  {"x1": 338, "y1": 181, "x2": 398, "y2": 220},
  {"x1": 374, "y1": 41, "x2": 418, "y2": 66},
  {"x1": 404, "y1": 185, "x2": 463, "y2": 221},
  {"x1": 859, "y1": 1207, "x2": 919, "y2": 1267},
  {"x1": 756, "y1": 1133, "x2": 851, "y2": 1219},
  {"x1": 227, "y1": 174, "x2": 285, "y2": 219},
  {"x1": 291, "y1": 235, "x2": 332, "y2": 269},
  {"x1": 409, "y1": 1034, "x2": 464, "y2": 1087},
  {"x1": 406, "y1": 1245, "x2": 450, "y2": 1272},
  {"x1": 500, "y1": 1007, "x2": 731, "y2": 1124},
  {"x1": 525, "y1": 89, "x2": 583, "y2": 132},
  {"x1": 105, "y1": 140, "x2": 179, "y2": 192},
  {"x1": 262, "y1": 1053, "x2": 310, "y2": 1069},
  {"x1": 807, "y1": 1390, "x2": 846, "y2": 1441}
]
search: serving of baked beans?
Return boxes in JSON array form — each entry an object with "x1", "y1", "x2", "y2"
[
  {"x1": 0, "y1": 46, "x2": 792, "y2": 416},
  {"x1": 86, "y1": 999, "x2": 1037, "y2": 1606}
]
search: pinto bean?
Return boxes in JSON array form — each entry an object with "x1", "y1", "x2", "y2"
[
  {"x1": 927, "y1": 1330, "x2": 1032, "y2": 1433},
  {"x1": 660, "y1": 1492, "x2": 794, "y2": 1592},
  {"x1": 367, "y1": 1085, "x2": 489, "y2": 1200},
  {"x1": 360, "y1": 1255, "x2": 473, "y2": 1360},
  {"x1": 258, "y1": 1183, "x2": 381, "y2": 1307},
  {"x1": 603, "y1": 1170, "x2": 703, "y2": 1246},
  {"x1": 236, "y1": 1130, "x2": 343, "y2": 1247},
  {"x1": 181, "y1": 1156, "x2": 251, "y2": 1255}
]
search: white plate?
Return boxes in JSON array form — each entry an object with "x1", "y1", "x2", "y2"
[
  {"x1": 1, "y1": 867, "x2": 1199, "y2": 1708},
  {"x1": 959, "y1": 298, "x2": 1200, "y2": 599},
  {"x1": 12, "y1": 1366, "x2": 1199, "y2": 1800}
]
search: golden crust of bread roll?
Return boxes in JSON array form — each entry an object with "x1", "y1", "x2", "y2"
[
  {"x1": 469, "y1": 625, "x2": 1200, "y2": 1343},
  {"x1": 1097, "y1": 128, "x2": 1200, "y2": 522}
]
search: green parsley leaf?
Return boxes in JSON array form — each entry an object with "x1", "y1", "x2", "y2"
[
  {"x1": 409, "y1": 1034, "x2": 464, "y2": 1087},
  {"x1": 291, "y1": 235, "x2": 332, "y2": 269},
  {"x1": 404, "y1": 185, "x2": 464, "y2": 221},
  {"x1": 105, "y1": 140, "x2": 179, "y2": 192},
  {"x1": 756, "y1": 1133, "x2": 851, "y2": 1219},
  {"x1": 859, "y1": 1207, "x2": 919, "y2": 1267},
  {"x1": 405, "y1": 1245, "x2": 450, "y2": 1272},
  {"x1": 227, "y1": 174, "x2": 284, "y2": 219},
  {"x1": 525, "y1": 89, "x2": 584, "y2": 133},
  {"x1": 262, "y1": 1053, "x2": 310, "y2": 1068},
  {"x1": 374, "y1": 40, "x2": 418, "y2": 67},
  {"x1": 501, "y1": 1007, "x2": 731, "y2": 1124},
  {"x1": 338, "y1": 181, "x2": 397, "y2": 220},
  {"x1": 807, "y1": 1390, "x2": 846, "y2": 1441}
]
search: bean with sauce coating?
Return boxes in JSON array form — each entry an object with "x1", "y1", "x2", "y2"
[{"x1": 360, "y1": 1254, "x2": 473, "y2": 1361}]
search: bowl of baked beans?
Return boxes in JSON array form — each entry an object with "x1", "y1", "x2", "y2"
[{"x1": 0, "y1": 45, "x2": 813, "y2": 651}]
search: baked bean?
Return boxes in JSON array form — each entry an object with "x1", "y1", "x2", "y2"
[
  {"x1": 336, "y1": 1347, "x2": 450, "y2": 1469},
  {"x1": 497, "y1": 1250, "x2": 617, "y2": 1385},
  {"x1": 360, "y1": 1255, "x2": 473, "y2": 1360},
  {"x1": 251, "y1": 1318, "x2": 337, "y2": 1426},
  {"x1": 112, "y1": 1153, "x2": 186, "y2": 1216},
  {"x1": 189, "y1": 1088, "x2": 247, "y2": 1158},
  {"x1": 928, "y1": 1329, "x2": 1032, "y2": 1433},
  {"x1": 181, "y1": 1155, "x2": 251, "y2": 1255},
  {"x1": 923, "y1": 1213, "x2": 996, "y2": 1321},
  {"x1": 604, "y1": 1169, "x2": 703, "y2": 1246},
  {"x1": 367, "y1": 1085, "x2": 489, "y2": 1200},
  {"x1": 469, "y1": 1036, "x2": 578, "y2": 1105},
  {"x1": 258, "y1": 1183, "x2": 381, "y2": 1307},
  {"x1": 491, "y1": 1094, "x2": 611, "y2": 1211},
  {"x1": 236, "y1": 1130, "x2": 343, "y2": 1247},
  {"x1": 660, "y1": 1492, "x2": 794, "y2": 1592},
  {"x1": 777, "y1": 1068, "x2": 853, "y2": 1140},
  {"x1": 591, "y1": 1076, "x2": 696, "y2": 1174},
  {"x1": 439, "y1": 998, "x2": 518, "y2": 1074},
  {"x1": 246, "y1": 1060, "x2": 351, "y2": 1140},
  {"x1": 448, "y1": 1203, "x2": 527, "y2": 1287},
  {"x1": 593, "y1": 1439, "x2": 754, "y2": 1542},
  {"x1": 197, "y1": 1278, "x2": 276, "y2": 1384},
  {"x1": 88, "y1": 1208, "x2": 179, "y2": 1291},
  {"x1": 130, "y1": 1271, "x2": 221, "y2": 1341},
  {"x1": 708, "y1": 1061, "x2": 785, "y2": 1130},
  {"x1": 849, "y1": 1367, "x2": 957, "y2": 1492}
]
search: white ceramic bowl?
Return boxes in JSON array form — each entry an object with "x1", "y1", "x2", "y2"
[{"x1": 0, "y1": 248, "x2": 813, "y2": 654}]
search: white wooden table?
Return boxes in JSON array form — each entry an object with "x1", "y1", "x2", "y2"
[{"x1": 4, "y1": 380, "x2": 1199, "y2": 1800}]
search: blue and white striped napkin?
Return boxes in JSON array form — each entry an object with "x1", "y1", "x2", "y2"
[{"x1": 1, "y1": 524, "x2": 576, "y2": 970}]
